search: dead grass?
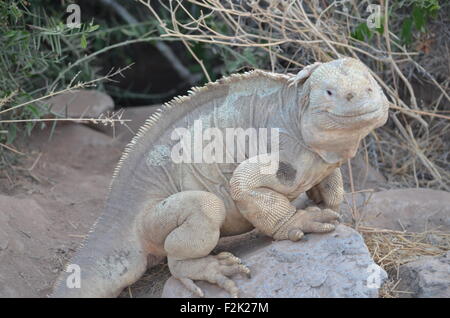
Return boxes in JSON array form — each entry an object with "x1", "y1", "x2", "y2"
[
  {"x1": 119, "y1": 263, "x2": 171, "y2": 298},
  {"x1": 359, "y1": 226, "x2": 450, "y2": 297},
  {"x1": 343, "y1": 190, "x2": 450, "y2": 298}
]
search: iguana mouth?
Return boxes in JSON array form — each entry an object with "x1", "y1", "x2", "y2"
[{"x1": 328, "y1": 107, "x2": 379, "y2": 118}]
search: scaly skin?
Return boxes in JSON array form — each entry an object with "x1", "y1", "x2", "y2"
[{"x1": 51, "y1": 58, "x2": 389, "y2": 298}]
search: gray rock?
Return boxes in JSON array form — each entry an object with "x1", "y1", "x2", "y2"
[
  {"x1": 43, "y1": 89, "x2": 114, "y2": 119},
  {"x1": 340, "y1": 188, "x2": 450, "y2": 232},
  {"x1": 397, "y1": 251, "x2": 450, "y2": 298},
  {"x1": 162, "y1": 225, "x2": 387, "y2": 298}
]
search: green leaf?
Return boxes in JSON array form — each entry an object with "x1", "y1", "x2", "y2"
[
  {"x1": 412, "y1": 5, "x2": 426, "y2": 31},
  {"x1": 243, "y1": 48, "x2": 257, "y2": 66},
  {"x1": 26, "y1": 104, "x2": 41, "y2": 118},
  {"x1": 7, "y1": 125, "x2": 16, "y2": 144},
  {"x1": 26, "y1": 121, "x2": 35, "y2": 136},
  {"x1": 81, "y1": 34, "x2": 87, "y2": 49},
  {"x1": 351, "y1": 23, "x2": 373, "y2": 42},
  {"x1": 88, "y1": 24, "x2": 100, "y2": 32},
  {"x1": 121, "y1": 28, "x2": 138, "y2": 37},
  {"x1": 401, "y1": 17, "x2": 413, "y2": 44},
  {"x1": 351, "y1": 29, "x2": 363, "y2": 41}
]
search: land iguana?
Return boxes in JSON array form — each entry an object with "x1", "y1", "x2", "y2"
[{"x1": 51, "y1": 58, "x2": 389, "y2": 297}]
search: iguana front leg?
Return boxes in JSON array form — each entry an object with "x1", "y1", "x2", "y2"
[
  {"x1": 230, "y1": 155, "x2": 340, "y2": 241},
  {"x1": 306, "y1": 168, "x2": 344, "y2": 211}
]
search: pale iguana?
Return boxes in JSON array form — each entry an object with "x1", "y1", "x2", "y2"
[{"x1": 51, "y1": 58, "x2": 389, "y2": 297}]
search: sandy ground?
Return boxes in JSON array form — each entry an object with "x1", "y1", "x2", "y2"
[{"x1": 0, "y1": 106, "x2": 159, "y2": 297}]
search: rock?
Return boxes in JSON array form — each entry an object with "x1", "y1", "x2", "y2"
[
  {"x1": 0, "y1": 195, "x2": 53, "y2": 297},
  {"x1": 340, "y1": 189, "x2": 450, "y2": 232},
  {"x1": 43, "y1": 89, "x2": 114, "y2": 119},
  {"x1": 27, "y1": 122, "x2": 121, "y2": 175},
  {"x1": 397, "y1": 251, "x2": 450, "y2": 298},
  {"x1": 162, "y1": 225, "x2": 387, "y2": 298}
]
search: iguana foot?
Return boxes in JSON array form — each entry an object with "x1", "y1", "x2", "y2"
[
  {"x1": 168, "y1": 252, "x2": 250, "y2": 298},
  {"x1": 274, "y1": 206, "x2": 340, "y2": 241}
]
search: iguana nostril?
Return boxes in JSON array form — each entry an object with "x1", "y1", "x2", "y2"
[{"x1": 346, "y1": 92, "x2": 354, "y2": 101}]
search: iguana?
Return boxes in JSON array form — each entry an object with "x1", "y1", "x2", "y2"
[{"x1": 51, "y1": 58, "x2": 389, "y2": 298}]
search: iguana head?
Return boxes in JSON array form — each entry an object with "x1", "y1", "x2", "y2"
[{"x1": 292, "y1": 58, "x2": 389, "y2": 163}]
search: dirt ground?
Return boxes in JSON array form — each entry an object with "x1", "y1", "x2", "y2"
[{"x1": 0, "y1": 106, "x2": 160, "y2": 297}]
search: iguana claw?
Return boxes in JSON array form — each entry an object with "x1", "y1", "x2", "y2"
[
  {"x1": 274, "y1": 206, "x2": 340, "y2": 241},
  {"x1": 169, "y1": 252, "x2": 250, "y2": 298}
]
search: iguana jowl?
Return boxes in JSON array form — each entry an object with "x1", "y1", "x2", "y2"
[{"x1": 51, "y1": 58, "x2": 389, "y2": 297}]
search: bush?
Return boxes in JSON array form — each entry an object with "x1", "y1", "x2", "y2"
[{"x1": 0, "y1": 0, "x2": 102, "y2": 167}]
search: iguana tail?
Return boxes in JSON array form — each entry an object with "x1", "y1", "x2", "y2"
[
  {"x1": 50, "y1": 210, "x2": 149, "y2": 297},
  {"x1": 50, "y1": 147, "x2": 166, "y2": 297},
  {"x1": 50, "y1": 105, "x2": 179, "y2": 297}
]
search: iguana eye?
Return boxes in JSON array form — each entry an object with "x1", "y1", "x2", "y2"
[{"x1": 326, "y1": 90, "x2": 333, "y2": 96}]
